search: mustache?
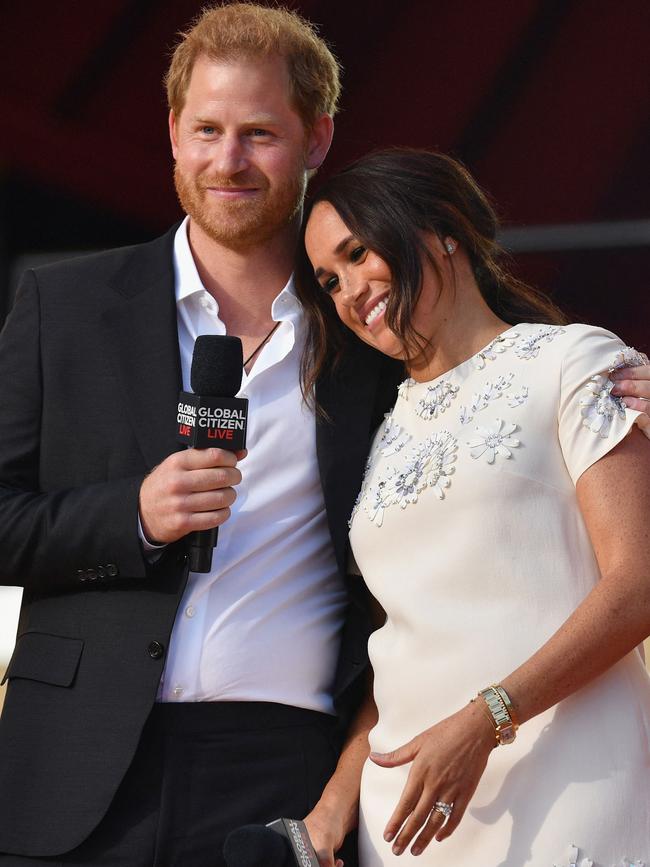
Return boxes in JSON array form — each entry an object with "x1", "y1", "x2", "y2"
[{"x1": 198, "y1": 172, "x2": 269, "y2": 191}]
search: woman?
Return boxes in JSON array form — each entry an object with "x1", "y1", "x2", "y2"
[{"x1": 298, "y1": 150, "x2": 650, "y2": 867}]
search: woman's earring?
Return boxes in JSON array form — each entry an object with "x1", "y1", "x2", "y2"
[{"x1": 445, "y1": 240, "x2": 456, "y2": 254}]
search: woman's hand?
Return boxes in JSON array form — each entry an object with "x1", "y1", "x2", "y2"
[
  {"x1": 369, "y1": 701, "x2": 495, "y2": 856},
  {"x1": 304, "y1": 804, "x2": 346, "y2": 867}
]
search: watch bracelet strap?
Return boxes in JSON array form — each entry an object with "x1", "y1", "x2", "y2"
[{"x1": 477, "y1": 685, "x2": 519, "y2": 739}]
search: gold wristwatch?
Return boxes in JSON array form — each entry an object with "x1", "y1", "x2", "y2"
[{"x1": 478, "y1": 685, "x2": 518, "y2": 745}]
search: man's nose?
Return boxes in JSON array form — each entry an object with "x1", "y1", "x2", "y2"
[{"x1": 212, "y1": 133, "x2": 249, "y2": 177}]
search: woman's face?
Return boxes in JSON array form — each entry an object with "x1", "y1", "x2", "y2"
[{"x1": 304, "y1": 201, "x2": 445, "y2": 361}]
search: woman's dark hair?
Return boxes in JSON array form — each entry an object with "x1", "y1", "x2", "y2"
[{"x1": 296, "y1": 147, "x2": 567, "y2": 402}]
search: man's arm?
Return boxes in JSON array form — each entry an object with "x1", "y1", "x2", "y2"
[{"x1": 0, "y1": 271, "x2": 240, "y2": 593}]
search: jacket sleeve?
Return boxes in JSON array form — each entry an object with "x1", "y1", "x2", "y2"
[{"x1": 0, "y1": 271, "x2": 150, "y2": 593}]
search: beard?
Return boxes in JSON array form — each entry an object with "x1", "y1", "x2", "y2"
[{"x1": 174, "y1": 163, "x2": 307, "y2": 252}]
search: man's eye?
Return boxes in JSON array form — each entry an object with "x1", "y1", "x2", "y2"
[
  {"x1": 201, "y1": 126, "x2": 216, "y2": 135},
  {"x1": 350, "y1": 245, "x2": 366, "y2": 262},
  {"x1": 250, "y1": 128, "x2": 270, "y2": 137}
]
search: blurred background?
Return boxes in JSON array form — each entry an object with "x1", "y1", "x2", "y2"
[{"x1": 1, "y1": 0, "x2": 649, "y2": 688}]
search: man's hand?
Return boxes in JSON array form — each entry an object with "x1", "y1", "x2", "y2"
[
  {"x1": 139, "y1": 448, "x2": 244, "y2": 544},
  {"x1": 611, "y1": 365, "x2": 650, "y2": 439}
]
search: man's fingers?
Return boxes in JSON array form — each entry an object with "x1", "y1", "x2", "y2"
[
  {"x1": 612, "y1": 379, "x2": 650, "y2": 400},
  {"x1": 611, "y1": 364, "x2": 650, "y2": 383},
  {"x1": 177, "y1": 447, "x2": 241, "y2": 468}
]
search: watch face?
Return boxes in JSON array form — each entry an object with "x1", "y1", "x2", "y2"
[{"x1": 497, "y1": 724, "x2": 516, "y2": 745}]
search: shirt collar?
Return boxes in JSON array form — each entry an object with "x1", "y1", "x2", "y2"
[{"x1": 173, "y1": 216, "x2": 302, "y2": 324}]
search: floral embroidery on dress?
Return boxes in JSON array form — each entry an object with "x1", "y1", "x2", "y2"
[
  {"x1": 554, "y1": 845, "x2": 646, "y2": 867},
  {"x1": 472, "y1": 331, "x2": 520, "y2": 369},
  {"x1": 467, "y1": 417, "x2": 520, "y2": 463},
  {"x1": 553, "y1": 843, "x2": 593, "y2": 867},
  {"x1": 361, "y1": 431, "x2": 457, "y2": 527},
  {"x1": 377, "y1": 414, "x2": 411, "y2": 456},
  {"x1": 515, "y1": 325, "x2": 566, "y2": 360},
  {"x1": 507, "y1": 385, "x2": 529, "y2": 408},
  {"x1": 397, "y1": 378, "x2": 416, "y2": 402},
  {"x1": 580, "y1": 376, "x2": 626, "y2": 438},
  {"x1": 415, "y1": 380, "x2": 459, "y2": 420},
  {"x1": 608, "y1": 345, "x2": 649, "y2": 372},
  {"x1": 459, "y1": 373, "x2": 515, "y2": 424}
]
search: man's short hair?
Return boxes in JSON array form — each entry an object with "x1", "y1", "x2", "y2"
[{"x1": 165, "y1": 2, "x2": 342, "y2": 128}]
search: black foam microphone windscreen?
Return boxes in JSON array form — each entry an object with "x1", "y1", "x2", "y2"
[{"x1": 191, "y1": 334, "x2": 243, "y2": 397}]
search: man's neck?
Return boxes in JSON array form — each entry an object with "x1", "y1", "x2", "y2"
[{"x1": 187, "y1": 219, "x2": 297, "y2": 337}]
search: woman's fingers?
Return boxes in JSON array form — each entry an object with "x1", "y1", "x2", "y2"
[
  {"x1": 382, "y1": 775, "x2": 423, "y2": 843},
  {"x1": 391, "y1": 796, "x2": 446, "y2": 855}
]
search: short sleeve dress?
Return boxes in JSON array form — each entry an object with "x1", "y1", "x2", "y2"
[{"x1": 350, "y1": 323, "x2": 650, "y2": 867}]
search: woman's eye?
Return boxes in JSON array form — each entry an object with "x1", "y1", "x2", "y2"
[
  {"x1": 322, "y1": 275, "x2": 339, "y2": 294},
  {"x1": 350, "y1": 245, "x2": 366, "y2": 262}
]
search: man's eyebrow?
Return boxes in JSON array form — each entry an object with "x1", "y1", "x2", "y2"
[{"x1": 313, "y1": 234, "x2": 354, "y2": 279}]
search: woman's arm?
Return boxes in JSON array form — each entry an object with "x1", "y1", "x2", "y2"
[{"x1": 372, "y1": 426, "x2": 650, "y2": 856}]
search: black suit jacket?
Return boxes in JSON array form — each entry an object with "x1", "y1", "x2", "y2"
[{"x1": 0, "y1": 227, "x2": 402, "y2": 857}]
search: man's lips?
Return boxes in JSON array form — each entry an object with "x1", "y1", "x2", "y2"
[{"x1": 205, "y1": 186, "x2": 261, "y2": 198}]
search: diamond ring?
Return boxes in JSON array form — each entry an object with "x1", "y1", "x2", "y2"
[{"x1": 432, "y1": 800, "x2": 453, "y2": 819}]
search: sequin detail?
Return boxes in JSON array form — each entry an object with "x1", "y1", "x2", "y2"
[
  {"x1": 515, "y1": 325, "x2": 566, "y2": 360},
  {"x1": 467, "y1": 417, "x2": 520, "y2": 463},
  {"x1": 414, "y1": 380, "x2": 459, "y2": 420},
  {"x1": 361, "y1": 431, "x2": 458, "y2": 527},
  {"x1": 459, "y1": 373, "x2": 515, "y2": 424},
  {"x1": 472, "y1": 331, "x2": 520, "y2": 369},
  {"x1": 609, "y1": 346, "x2": 649, "y2": 372},
  {"x1": 580, "y1": 376, "x2": 626, "y2": 437},
  {"x1": 553, "y1": 844, "x2": 644, "y2": 867}
]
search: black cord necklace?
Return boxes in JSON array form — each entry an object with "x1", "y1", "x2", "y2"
[{"x1": 243, "y1": 321, "x2": 281, "y2": 368}]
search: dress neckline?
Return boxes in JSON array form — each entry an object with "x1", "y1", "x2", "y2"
[{"x1": 399, "y1": 323, "x2": 524, "y2": 391}]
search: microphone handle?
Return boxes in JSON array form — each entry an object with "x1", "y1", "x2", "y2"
[{"x1": 188, "y1": 527, "x2": 219, "y2": 572}]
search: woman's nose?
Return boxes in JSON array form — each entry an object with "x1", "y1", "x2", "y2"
[{"x1": 340, "y1": 276, "x2": 367, "y2": 306}]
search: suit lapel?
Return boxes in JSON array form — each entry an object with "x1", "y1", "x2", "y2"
[
  {"x1": 316, "y1": 337, "x2": 389, "y2": 576},
  {"x1": 102, "y1": 229, "x2": 182, "y2": 471}
]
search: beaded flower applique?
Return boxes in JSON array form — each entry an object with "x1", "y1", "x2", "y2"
[
  {"x1": 358, "y1": 431, "x2": 458, "y2": 527},
  {"x1": 467, "y1": 418, "x2": 520, "y2": 463},
  {"x1": 459, "y1": 373, "x2": 515, "y2": 424},
  {"x1": 472, "y1": 331, "x2": 520, "y2": 369},
  {"x1": 553, "y1": 843, "x2": 644, "y2": 867},
  {"x1": 514, "y1": 325, "x2": 566, "y2": 360}
]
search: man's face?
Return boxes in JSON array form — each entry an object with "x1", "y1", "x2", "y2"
[{"x1": 170, "y1": 54, "x2": 328, "y2": 252}]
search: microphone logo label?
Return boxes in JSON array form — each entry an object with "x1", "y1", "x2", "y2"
[{"x1": 177, "y1": 391, "x2": 248, "y2": 450}]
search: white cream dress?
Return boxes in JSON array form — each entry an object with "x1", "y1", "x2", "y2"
[{"x1": 350, "y1": 323, "x2": 650, "y2": 867}]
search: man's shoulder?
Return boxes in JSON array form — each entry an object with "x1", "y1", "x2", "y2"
[{"x1": 30, "y1": 224, "x2": 179, "y2": 289}]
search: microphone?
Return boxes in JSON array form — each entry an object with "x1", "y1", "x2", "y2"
[
  {"x1": 176, "y1": 335, "x2": 248, "y2": 572},
  {"x1": 223, "y1": 819, "x2": 320, "y2": 867}
]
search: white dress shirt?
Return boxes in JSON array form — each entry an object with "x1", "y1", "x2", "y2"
[{"x1": 157, "y1": 218, "x2": 346, "y2": 713}]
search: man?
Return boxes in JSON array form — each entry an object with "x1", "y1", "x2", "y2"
[{"x1": 0, "y1": 4, "x2": 399, "y2": 865}]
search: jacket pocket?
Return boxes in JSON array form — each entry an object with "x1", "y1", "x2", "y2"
[{"x1": 1, "y1": 631, "x2": 84, "y2": 687}]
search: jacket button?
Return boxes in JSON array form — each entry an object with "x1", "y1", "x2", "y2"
[
  {"x1": 86, "y1": 568, "x2": 98, "y2": 582},
  {"x1": 97, "y1": 565, "x2": 107, "y2": 579},
  {"x1": 77, "y1": 570, "x2": 87, "y2": 583},
  {"x1": 106, "y1": 564, "x2": 119, "y2": 577},
  {"x1": 148, "y1": 641, "x2": 165, "y2": 660}
]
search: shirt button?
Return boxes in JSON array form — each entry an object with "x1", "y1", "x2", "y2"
[
  {"x1": 148, "y1": 641, "x2": 165, "y2": 660},
  {"x1": 172, "y1": 685, "x2": 184, "y2": 698},
  {"x1": 185, "y1": 605, "x2": 195, "y2": 618}
]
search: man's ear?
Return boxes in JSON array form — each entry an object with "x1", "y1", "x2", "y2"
[
  {"x1": 305, "y1": 114, "x2": 334, "y2": 171},
  {"x1": 169, "y1": 110, "x2": 179, "y2": 160}
]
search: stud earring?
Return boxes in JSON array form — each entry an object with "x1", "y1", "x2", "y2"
[{"x1": 445, "y1": 241, "x2": 456, "y2": 254}]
